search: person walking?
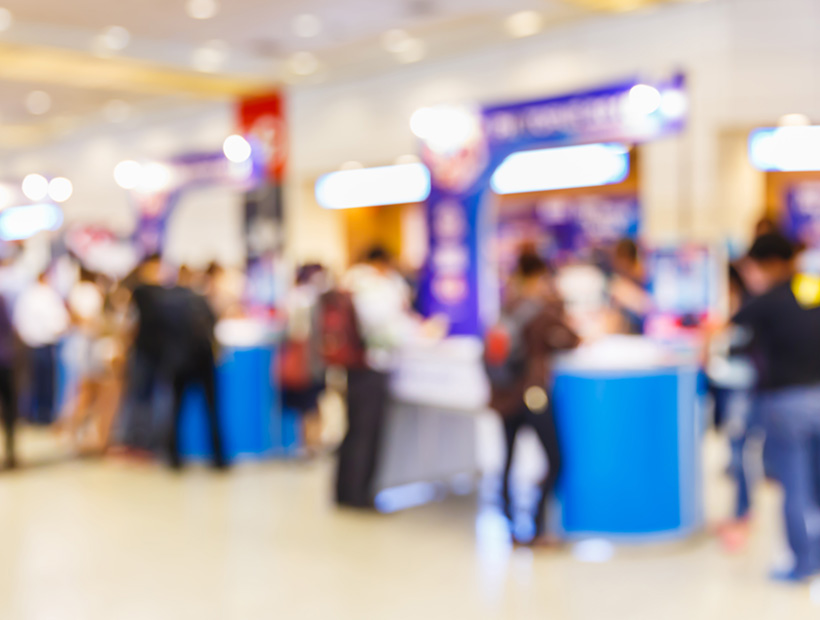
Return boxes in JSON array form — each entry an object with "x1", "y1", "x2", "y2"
[
  {"x1": 731, "y1": 232, "x2": 820, "y2": 581},
  {"x1": 14, "y1": 271, "x2": 70, "y2": 425},
  {"x1": 485, "y1": 251, "x2": 580, "y2": 546}
]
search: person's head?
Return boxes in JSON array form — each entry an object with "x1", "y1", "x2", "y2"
[
  {"x1": 754, "y1": 216, "x2": 778, "y2": 238},
  {"x1": 177, "y1": 264, "x2": 194, "y2": 287},
  {"x1": 364, "y1": 245, "x2": 392, "y2": 273},
  {"x1": 138, "y1": 253, "x2": 163, "y2": 286},
  {"x1": 613, "y1": 238, "x2": 640, "y2": 275},
  {"x1": 514, "y1": 250, "x2": 551, "y2": 296},
  {"x1": 743, "y1": 232, "x2": 796, "y2": 294}
]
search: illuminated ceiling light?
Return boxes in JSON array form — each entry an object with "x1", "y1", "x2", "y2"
[
  {"x1": 99, "y1": 25, "x2": 131, "y2": 51},
  {"x1": 381, "y1": 29, "x2": 411, "y2": 53},
  {"x1": 293, "y1": 13, "x2": 322, "y2": 38},
  {"x1": 316, "y1": 163, "x2": 431, "y2": 210},
  {"x1": 25, "y1": 90, "x2": 52, "y2": 116},
  {"x1": 410, "y1": 105, "x2": 481, "y2": 153},
  {"x1": 0, "y1": 8, "x2": 13, "y2": 32},
  {"x1": 628, "y1": 83, "x2": 662, "y2": 116},
  {"x1": 223, "y1": 134, "x2": 252, "y2": 163},
  {"x1": 659, "y1": 88, "x2": 687, "y2": 120},
  {"x1": 139, "y1": 162, "x2": 172, "y2": 193},
  {"x1": 0, "y1": 203, "x2": 63, "y2": 241},
  {"x1": 504, "y1": 10, "x2": 543, "y2": 38},
  {"x1": 48, "y1": 177, "x2": 73, "y2": 203},
  {"x1": 288, "y1": 51, "x2": 320, "y2": 76},
  {"x1": 191, "y1": 39, "x2": 229, "y2": 73},
  {"x1": 749, "y1": 126, "x2": 820, "y2": 171},
  {"x1": 779, "y1": 113, "x2": 811, "y2": 127},
  {"x1": 491, "y1": 143, "x2": 630, "y2": 195},
  {"x1": 394, "y1": 37, "x2": 426, "y2": 64},
  {"x1": 186, "y1": 0, "x2": 219, "y2": 20},
  {"x1": 22, "y1": 173, "x2": 49, "y2": 201},
  {"x1": 114, "y1": 160, "x2": 142, "y2": 190},
  {"x1": 103, "y1": 99, "x2": 131, "y2": 123}
]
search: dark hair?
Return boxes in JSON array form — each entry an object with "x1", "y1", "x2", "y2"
[
  {"x1": 365, "y1": 245, "x2": 391, "y2": 264},
  {"x1": 728, "y1": 263, "x2": 748, "y2": 298},
  {"x1": 614, "y1": 238, "x2": 639, "y2": 263},
  {"x1": 516, "y1": 251, "x2": 548, "y2": 279},
  {"x1": 748, "y1": 233, "x2": 795, "y2": 262},
  {"x1": 142, "y1": 252, "x2": 162, "y2": 265},
  {"x1": 296, "y1": 263, "x2": 323, "y2": 285}
]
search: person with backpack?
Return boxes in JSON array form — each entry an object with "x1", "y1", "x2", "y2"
[
  {"x1": 333, "y1": 246, "x2": 414, "y2": 509},
  {"x1": 486, "y1": 251, "x2": 580, "y2": 546}
]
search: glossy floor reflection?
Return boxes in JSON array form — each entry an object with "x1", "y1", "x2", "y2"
[{"x1": 0, "y1": 431, "x2": 817, "y2": 619}]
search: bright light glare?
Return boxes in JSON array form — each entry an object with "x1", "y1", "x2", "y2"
[
  {"x1": 315, "y1": 163, "x2": 431, "y2": 210},
  {"x1": 48, "y1": 177, "x2": 73, "y2": 203},
  {"x1": 0, "y1": 203, "x2": 63, "y2": 241},
  {"x1": 491, "y1": 143, "x2": 630, "y2": 195},
  {"x1": 22, "y1": 173, "x2": 49, "y2": 201},
  {"x1": 410, "y1": 105, "x2": 481, "y2": 153},
  {"x1": 660, "y1": 89, "x2": 687, "y2": 119},
  {"x1": 504, "y1": 10, "x2": 542, "y2": 38},
  {"x1": 750, "y1": 127, "x2": 820, "y2": 171},
  {"x1": 629, "y1": 84, "x2": 662, "y2": 116},
  {"x1": 114, "y1": 160, "x2": 141, "y2": 189},
  {"x1": 99, "y1": 25, "x2": 130, "y2": 51},
  {"x1": 140, "y1": 162, "x2": 172, "y2": 193},
  {"x1": 186, "y1": 0, "x2": 219, "y2": 20},
  {"x1": 223, "y1": 134, "x2": 252, "y2": 163}
]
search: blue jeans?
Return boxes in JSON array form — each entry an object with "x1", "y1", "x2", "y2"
[
  {"x1": 759, "y1": 385, "x2": 820, "y2": 576},
  {"x1": 724, "y1": 390, "x2": 754, "y2": 519}
]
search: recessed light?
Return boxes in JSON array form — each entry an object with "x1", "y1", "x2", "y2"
[
  {"x1": 191, "y1": 40, "x2": 229, "y2": 73},
  {"x1": 48, "y1": 177, "x2": 73, "y2": 203},
  {"x1": 99, "y1": 25, "x2": 130, "y2": 51},
  {"x1": 394, "y1": 38, "x2": 426, "y2": 64},
  {"x1": 504, "y1": 11, "x2": 542, "y2": 38},
  {"x1": 293, "y1": 13, "x2": 322, "y2": 38},
  {"x1": 381, "y1": 29, "x2": 411, "y2": 53},
  {"x1": 0, "y1": 8, "x2": 13, "y2": 32},
  {"x1": 25, "y1": 91, "x2": 52, "y2": 116},
  {"x1": 186, "y1": 0, "x2": 219, "y2": 20},
  {"x1": 22, "y1": 174, "x2": 49, "y2": 201},
  {"x1": 288, "y1": 51, "x2": 320, "y2": 76}
]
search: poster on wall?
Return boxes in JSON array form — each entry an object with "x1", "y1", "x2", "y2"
[
  {"x1": 495, "y1": 193, "x2": 640, "y2": 277},
  {"x1": 784, "y1": 183, "x2": 820, "y2": 248}
]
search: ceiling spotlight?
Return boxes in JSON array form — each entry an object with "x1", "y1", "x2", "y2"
[
  {"x1": 0, "y1": 8, "x2": 12, "y2": 32},
  {"x1": 22, "y1": 173, "x2": 49, "y2": 201},
  {"x1": 114, "y1": 160, "x2": 142, "y2": 190},
  {"x1": 191, "y1": 40, "x2": 229, "y2": 73},
  {"x1": 186, "y1": 0, "x2": 219, "y2": 20},
  {"x1": 223, "y1": 134, "x2": 252, "y2": 163},
  {"x1": 288, "y1": 51, "x2": 320, "y2": 76},
  {"x1": 779, "y1": 113, "x2": 811, "y2": 127},
  {"x1": 25, "y1": 91, "x2": 52, "y2": 116},
  {"x1": 103, "y1": 99, "x2": 131, "y2": 123},
  {"x1": 381, "y1": 29, "x2": 411, "y2": 53},
  {"x1": 628, "y1": 84, "x2": 662, "y2": 116},
  {"x1": 99, "y1": 25, "x2": 131, "y2": 51},
  {"x1": 293, "y1": 13, "x2": 322, "y2": 38},
  {"x1": 394, "y1": 38, "x2": 426, "y2": 64},
  {"x1": 48, "y1": 177, "x2": 73, "y2": 203},
  {"x1": 504, "y1": 10, "x2": 543, "y2": 38}
]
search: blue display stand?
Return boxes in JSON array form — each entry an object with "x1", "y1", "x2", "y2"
[
  {"x1": 552, "y1": 364, "x2": 703, "y2": 540},
  {"x1": 179, "y1": 345, "x2": 301, "y2": 461}
]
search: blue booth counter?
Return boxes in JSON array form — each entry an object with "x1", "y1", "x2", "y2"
[
  {"x1": 179, "y1": 318, "x2": 299, "y2": 462},
  {"x1": 552, "y1": 336, "x2": 704, "y2": 540}
]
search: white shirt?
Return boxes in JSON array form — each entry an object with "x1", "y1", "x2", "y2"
[
  {"x1": 14, "y1": 283, "x2": 70, "y2": 347},
  {"x1": 343, "y1": 264, "x2": 416, "y2": 370}
]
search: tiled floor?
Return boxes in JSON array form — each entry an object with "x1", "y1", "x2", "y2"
[{"x1": 0, "y1": 431, "x2": 817, "y2": 619}]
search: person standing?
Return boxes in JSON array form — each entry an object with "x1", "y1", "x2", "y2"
[
  {"x1": 0, "y1": 294, "x2": 18, "y2": 468},
  {"x1": 486, "y1": 251, "x2": 580, "y2": 546},
  {"x1": 731, "y1": 233, "x2": 820, "y2": 581},
  {"x1": 14, "y1": 271, "x2": 70, "y2": 425},
  {"x1": 334, "y1": 246, "x2": 414, "y2": 508}
]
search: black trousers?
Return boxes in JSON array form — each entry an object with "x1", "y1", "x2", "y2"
[
  {"x1": 166, "y1": 350, "x2": 227, "y2": 470},
  {"x1": 30, "y1": 345, "x2": 56, "y2": 425},
  {"x1": 336, "y1": 368, "x2": 389, "y2": 508},
  {"x1": 0, "y1": 366, "x2": 16, "y2": 466},
  {"x1": 501, "y1": 402, "x2": 562, "y2": 536}
]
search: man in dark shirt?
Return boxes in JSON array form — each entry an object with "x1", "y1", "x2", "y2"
[{"x1": 732, "y1": 233, "x2": 820, "y2": 581}]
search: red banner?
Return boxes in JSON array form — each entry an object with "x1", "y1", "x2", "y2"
[{"x1": 238, "y1": 92, "x2": 287, "y2": 183}]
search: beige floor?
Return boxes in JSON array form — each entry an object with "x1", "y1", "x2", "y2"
[{"x1": 0, "y1": 432, "x2": 817, "y2": 619}]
